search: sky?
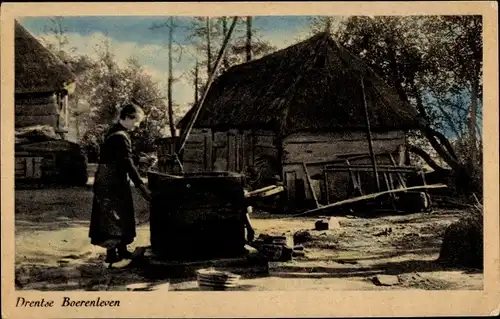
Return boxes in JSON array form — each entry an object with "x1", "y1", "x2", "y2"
[{"x1": 18, "y1": 16, "x2": 317, "y2": 115}]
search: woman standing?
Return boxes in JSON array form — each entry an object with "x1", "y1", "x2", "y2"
[{"x1": 89, "y1": 103, "x2": 152, "y2": 267}]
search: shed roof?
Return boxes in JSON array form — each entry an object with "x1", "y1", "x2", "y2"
[
  {"x1": 179, "y1": 32, "x2": 422, "y2": 136},
  {"x1": 15, "y1": 20, "x2": 76, "y2": 94}
]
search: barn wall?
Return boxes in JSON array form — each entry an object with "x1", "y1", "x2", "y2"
[
  {"x1": 282, "y1": 130, "x2": 405, "y2": 164},
  {"x1": 177, "y1": 128, "x2": 280, "y2": 185},
  {"x1": 282, "y1": 130, "x2": 407, "y2": 206},
  {"x1": 182, "y1": 128, "x2": 210, "y2": 172},
  {"x1": 15, "y1": 140, "x2": 87, "y2": 186},
  {"x1": 15, "y1": 93, "x2": 60, "y2": 128}
]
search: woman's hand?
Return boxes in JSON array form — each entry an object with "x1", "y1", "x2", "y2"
[
  {"x1": 138, "y1": 184, "x2": 152, "y2": 201},
  {"x1": 246, "y1": 226, "x2": 255, "y2": 243}
]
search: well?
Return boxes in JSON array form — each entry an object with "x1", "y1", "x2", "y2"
[{"x1": 148, "y1": 171, "x2": 247, "y2": 261}]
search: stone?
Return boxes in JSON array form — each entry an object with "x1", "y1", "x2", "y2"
[
  {"x1": 328, "y1": 217, "x2": 341, "y2": 229},
  {"x1": 293, "y1": 230, "x2": 313, "y2": 244},
  {"x1": 372, "y1": 275, "x2": 400, "y2": 286},
  {"x1": 292, "y1": 250, "x2": 305, "y2": 258},
  {"x1": 126, "y1": 283, "x2": 151, "y2": 291},
  {"x1": 315, "y1": 219, "x2": 329, "y2": 231}
]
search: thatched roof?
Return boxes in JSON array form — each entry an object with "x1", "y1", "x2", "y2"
[
  {"x1": 179, "y1": 32, "x2": 421, "y2": 136},
  {"x1": 15, "y1": 20, "x2": 76, "y2": 94}
]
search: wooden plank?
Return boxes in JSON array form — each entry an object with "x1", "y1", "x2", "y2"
[
  {"x1": 15, "y1": 115, "x2": 58, "y2": 128},
  {"x1": 239, "y1": 131, "x2": 246, "y2": 172},
  {"x1": 388, "y1": 172, "x2": 396, "y2": 192},
  {"x1": 345, "y1": 160, "x2": 356, "y2": 188},
  {"x1": 33, "y1": 157, "x2": 43, "y2": 179},
  {"x1": 183, "y1": 148, "x2": 206, "y2": 161},
  {"x1": 295, "y1": 184, "x2": 448, "y2": 216},
  {"x1": 251, "y1": 132, "x2": 256, "y2": 166},
  {"x1": 227, "y1": 130, "x2": 236, "y2": 172},
  {"x1": 302, "y1": 163, "x2": 319, "y2": 208},
  {"x1": 283, "y1": 139, "x2": 403, "y2": 164},
  {"x1": 383, "y1": 173, "x2": 396, "y2": 199},
  {"x1": 254, "y1": 135, "x2": 275, "y2": 147},
  {"x1": 15, "y1": 93, "x2": 57, "y2": 105},
  {"x1": 325, "y1": 167, "x2": 420, "y2": 174},
  {"x1": 285, "y1": 171, "x2": 297, "y2": 203},
  {"x1": 15, "y1": 160, "x2": 25, "y2": 171},
  {"x1": 284, "y1": 131, "x2": 406, "y2": 143},
  {"x1": 25, "y1": 158, "x2": 34, "y2": 178},
  {"x1": 235, "y1": 131, "x2": 241, "y2": 172},
  {"x1": 323, "y1": 168, "x2": 330, "y2": 205},
  {"x1": 389, "y1": 154, "x2": 407, "y2": 188},
  {"x1": 15, "y1": 103, "x2": 59, "y2": 116},
  {"x1": 325, "y1": 164, "x2": 420, "y2": 170},
  {"x1": 397, "y1": 145, "x2": 406, "y2": 166}
]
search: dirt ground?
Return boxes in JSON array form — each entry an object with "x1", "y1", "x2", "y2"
[{"x1": 14, "y1": 186, "x2": 483, "y2": 291}]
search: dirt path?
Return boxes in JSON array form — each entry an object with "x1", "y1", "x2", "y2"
[{"x1": 14, "y1": 188, "x2": 483, "y2": 291}]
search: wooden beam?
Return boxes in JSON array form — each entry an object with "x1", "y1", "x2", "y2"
[
  {"x1": 389, "y1": 154, "x2": 407, "y2": 188},
  {"x1": 323, "y1": 167, "x2": 330, "y2": 204},
  {"x1": 293, "y1": 184, "x2": 448, "y2": 217},
  {"x1": 325, "y1": 167, "x2": 419, "y2": 174},
  {"x1": 325, "y1": 164, "x2": 421, "y2": 171},
  {"x1": 176, "y1": 17, "x2": 239, "y2": 156},
  {"x1": 302, "y1": 162, "x2": 320, "y2": 208},
  {"x1": 360, "y1": 77, "x2": 380, "y2": 192}
]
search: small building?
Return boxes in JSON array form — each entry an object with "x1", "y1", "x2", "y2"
[
  {"x1": 163, "y1": 32, "x2": 421, "y2": 208},
  {"x1": 14, "y1": 20, "x2": 87, "y2": 186}
]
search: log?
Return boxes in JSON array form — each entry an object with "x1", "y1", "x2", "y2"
[{"x1": 294, "y1": 184, "x2": 448, "y2": 217}]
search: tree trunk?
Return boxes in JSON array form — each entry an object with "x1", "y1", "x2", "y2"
[
  {"x1": 206, "y1": 17, "x2": 212, "y2": 75},
  {"x1": 468, "y1": 82, "x2": 479, "y2": 169},
  {"x1": 324, "y1": 17, "x2": 332, "y2": 33},
  {"x1": 194, "y1": 58, "x2": 199, "y2": 104},
  {"x1": 246, "y1": 16, "x2": 252, "y2": 62},
  {"x1": 422, "y1": 127, "x2": 462, "y2": 171},
  {"x1": 408, "y1": 145, "x2": 447, "y2": 172},
  {"x1": 74, "y1": 97, "x2": 81, "y2": 140},
  {"x1": 386, "y1": 40, "x2": 409, "y2": 104},
  {"x1": 167, "y1": 17, "x2": 176, "y2": 138},
  {"x1": 412, "y1": 79, "x2": 460, "y2": 168},
  {"x1": 222, "y1": 17, "x2": 229, "y2": 69}
]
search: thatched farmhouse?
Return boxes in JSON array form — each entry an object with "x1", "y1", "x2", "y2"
[
  {"x1": 168, "y1": 32, "x2": 421, "y2": 208},
  {"x1": 15, "y1": 20, "x2": 75, "y2": 129},
  {"x1": 15, "y1": 20, "x2": 87, "y2": 186}
]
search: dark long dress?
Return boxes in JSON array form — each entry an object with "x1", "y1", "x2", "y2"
[{"x1": 89, "y1": 123, "x2": 144, "y2": 248}]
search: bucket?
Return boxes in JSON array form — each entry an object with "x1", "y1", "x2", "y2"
[{"x1": 147, "y1": 171, "x2": 247, "y2": 260}]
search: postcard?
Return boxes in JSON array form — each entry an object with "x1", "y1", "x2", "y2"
[{"x1": 1, "y1": 1, "x2": 499, "y2": 318}]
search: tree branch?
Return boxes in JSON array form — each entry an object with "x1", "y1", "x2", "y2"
[
  {"x1": 428, "y1": 127, "x2": 459, "y2": 160},
  {"x1": 408, "y1": 145, "x2": 447, "y2": 172},
  {"x1": 421, "y1": 125, "x2": 462, "y2": 172}
]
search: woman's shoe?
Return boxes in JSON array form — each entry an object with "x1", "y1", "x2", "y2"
[
  {"x1": 105, "y1": 248, "x2": 121, "y2": 263},
  {"x1": 104, "y1": 248, "x2": 123, "y2": 268},
  {"x1": 118, "y1": 245, "x2": 134, "y2": 259},
  {"x1": 108, "y1": 258, "x2": 132, "y2": 269}
]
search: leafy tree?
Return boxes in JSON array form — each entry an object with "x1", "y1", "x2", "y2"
[
  {"x1": 308, "y1": 16, "x2": 344, "y2": 34},
  {"x1": 187, "y1": 16, "x2": 277, "y2": 103}
]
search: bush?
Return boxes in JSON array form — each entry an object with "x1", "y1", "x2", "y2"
[{"x1": 438, "y1": 212, "x2": 483, "y2": 269}]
